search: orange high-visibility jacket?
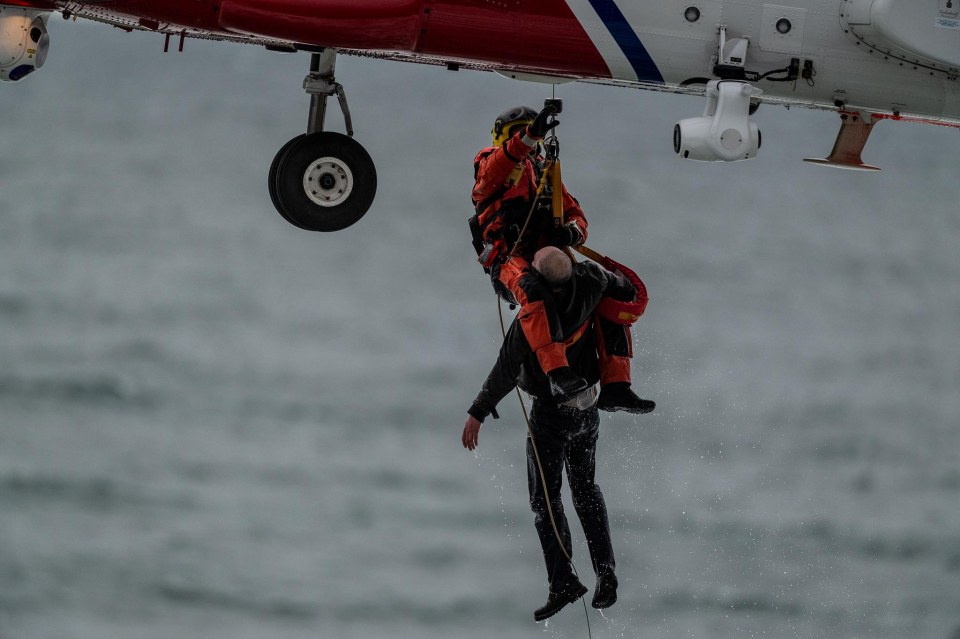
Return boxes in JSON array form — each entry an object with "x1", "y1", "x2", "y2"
[{"x1": 472, "y1": 132, "x2": 587, "y2": 263}]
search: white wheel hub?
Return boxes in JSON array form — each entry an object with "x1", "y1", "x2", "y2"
[{"x1": 302, "y1": 157, "x2": 354, "y2": 207}]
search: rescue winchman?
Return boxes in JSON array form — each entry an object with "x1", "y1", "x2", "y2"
[{"x1": 470, "y1": 103, "x2": 650, "y2": 412}]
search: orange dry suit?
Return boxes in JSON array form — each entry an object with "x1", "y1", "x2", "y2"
[{"x1": 471, "y1": 130, "x2": 631, "y2": 385}]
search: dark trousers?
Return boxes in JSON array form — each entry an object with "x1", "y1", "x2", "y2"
[{"x1": 527, "y1": 401, "x2": 615, "y2": 592}]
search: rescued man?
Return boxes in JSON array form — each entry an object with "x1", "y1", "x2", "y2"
[
  {"x1": 461, "y1": 246, "x2": 655, "y2": 621},
  {"x1": 471, "y1": 104, "x2": 650, "y2": 413}
]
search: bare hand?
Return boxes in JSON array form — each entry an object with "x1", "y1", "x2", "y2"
[{"x1": 462, "y1": 415, "x2": 482, "y2": 451}]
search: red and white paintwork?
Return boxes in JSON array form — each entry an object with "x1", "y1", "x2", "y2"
[
  {"x1": 2, "y1": 0, "x2": 958, "y2": 124},
  {"x1": 1, "y1": 0, "x2": 956, "y2": 230}
]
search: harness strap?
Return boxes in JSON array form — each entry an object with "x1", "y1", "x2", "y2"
[{"x1": 509, "y1": 159, "x2": 556, "y2": 257}]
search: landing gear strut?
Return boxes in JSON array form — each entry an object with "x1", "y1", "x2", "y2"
[{"x1": 269, "y1": 50, "x2": 377, "y2": 231}]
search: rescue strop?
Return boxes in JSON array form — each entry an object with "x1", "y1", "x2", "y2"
[
  {"x1": 574, "y1": 245, "x2": 648, "y2": 326},
  {"x1": 537, "y1": 147, "x2": 650, "y2": 327}
]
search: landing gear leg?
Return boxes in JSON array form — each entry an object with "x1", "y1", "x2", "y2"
[{"x1": 269, "y1": 50, "x2": 377, "y2": 231}]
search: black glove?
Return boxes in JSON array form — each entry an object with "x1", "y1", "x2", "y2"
[
  {"x1": 548, "y1": 223, "x2": 582, "y2": 248},
  {"x1": 527, "y1": 105, "x2": 560, "y2": 139}
]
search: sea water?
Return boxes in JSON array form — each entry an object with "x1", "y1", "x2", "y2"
[{"x1": 2, "y1": 23, "x2": 959, "y2": 639}]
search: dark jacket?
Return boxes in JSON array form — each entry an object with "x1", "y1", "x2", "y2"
[{"x1": 469, "y1": 261, "x2": 634, "y2": 421}]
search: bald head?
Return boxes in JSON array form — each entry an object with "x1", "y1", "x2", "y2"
[{"x1": 532, "y1": 247, "x2": 572, "y2": 286}]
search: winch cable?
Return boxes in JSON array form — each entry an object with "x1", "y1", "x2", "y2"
[{"x1": 496, "y1": 296, "x2": 593, "y2": 639}]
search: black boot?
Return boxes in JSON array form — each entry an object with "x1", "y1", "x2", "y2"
[
  {"x1": 533, "y1": 580, "x2": 589, "y2": 622},
  {"x1": 597, "y1": 382, "x2": 655, "y2": 414},
  {"x1": 591, "y1": 571, "x2": 618, "y2": 609},
  {"x1": 547, "y1": 367, "x2": 589, "y2": 399}
]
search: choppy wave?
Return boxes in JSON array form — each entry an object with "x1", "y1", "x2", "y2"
[
  {"x1": 0, "y1": 293, "x2": 28, "y2": 317},
  {"x1": 0, "y1": 472, "x2": 191, "y2": 511},
  {"x1": 783, "y1": 518, "x2": 960, "y2": 568},
  {"x1": 0, "y1": 474, "x2": 118, "y2": 505},
  {"x1": 155, "y1": 581, "x2": 520, "y2": 624},
  {"x1": 154, "y1": 583, "x2": 320, "y2": 620},
  {"x1": 0, "y1": 374, "x2": 159, "y2": 408},
  {"x1": 322, "y1": 595, "x2": 520, "y2": 624},
  {"x1": 618, "y1": 512, "x2": 960, "y2": 573},
  {"x1": 659, "y1": 588, "x2": 805, "y2": 616}
]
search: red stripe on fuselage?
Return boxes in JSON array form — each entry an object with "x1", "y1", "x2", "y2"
[
  {"x1": 418, "y1": 1, "x2": 610, "y2": 77},
  {"x1": 0, "y1": 0, "x2": 56, "y2": 8},
  {"x1": 219, "y1": 0, "x2": 423, "y2": 51},
  {"x1": 63, "y1": 0, "x2": 611, "y2": 78},
  {"x1": 218, "y1": 0, "x2": 609, "y2": 76}
]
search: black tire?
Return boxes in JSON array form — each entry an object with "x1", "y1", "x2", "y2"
[
  {"x1": 273, "y1": 132, "x2": 377, "y2": 232},
  {"x1": 269, "y1": 134, "x2": 308, "y2": 229}
]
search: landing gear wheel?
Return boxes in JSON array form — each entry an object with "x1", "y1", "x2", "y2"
[
  {"x1": 271, "y1": 132, "x2": 377, "y2": 232},
  {"x1": 269, "y1": 134, "x2": 306, "y2": 228}
]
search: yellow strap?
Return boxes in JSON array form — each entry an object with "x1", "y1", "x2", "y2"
[
  {"x1": 551, "y1": 160, "x2": 564, "y2": 227},
  {"x1": 534, "y1": 160, "x2": 552, "y2": 197},
  {"x1": 574, "y1": 244, "x2": 605, "y2": 264}
]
